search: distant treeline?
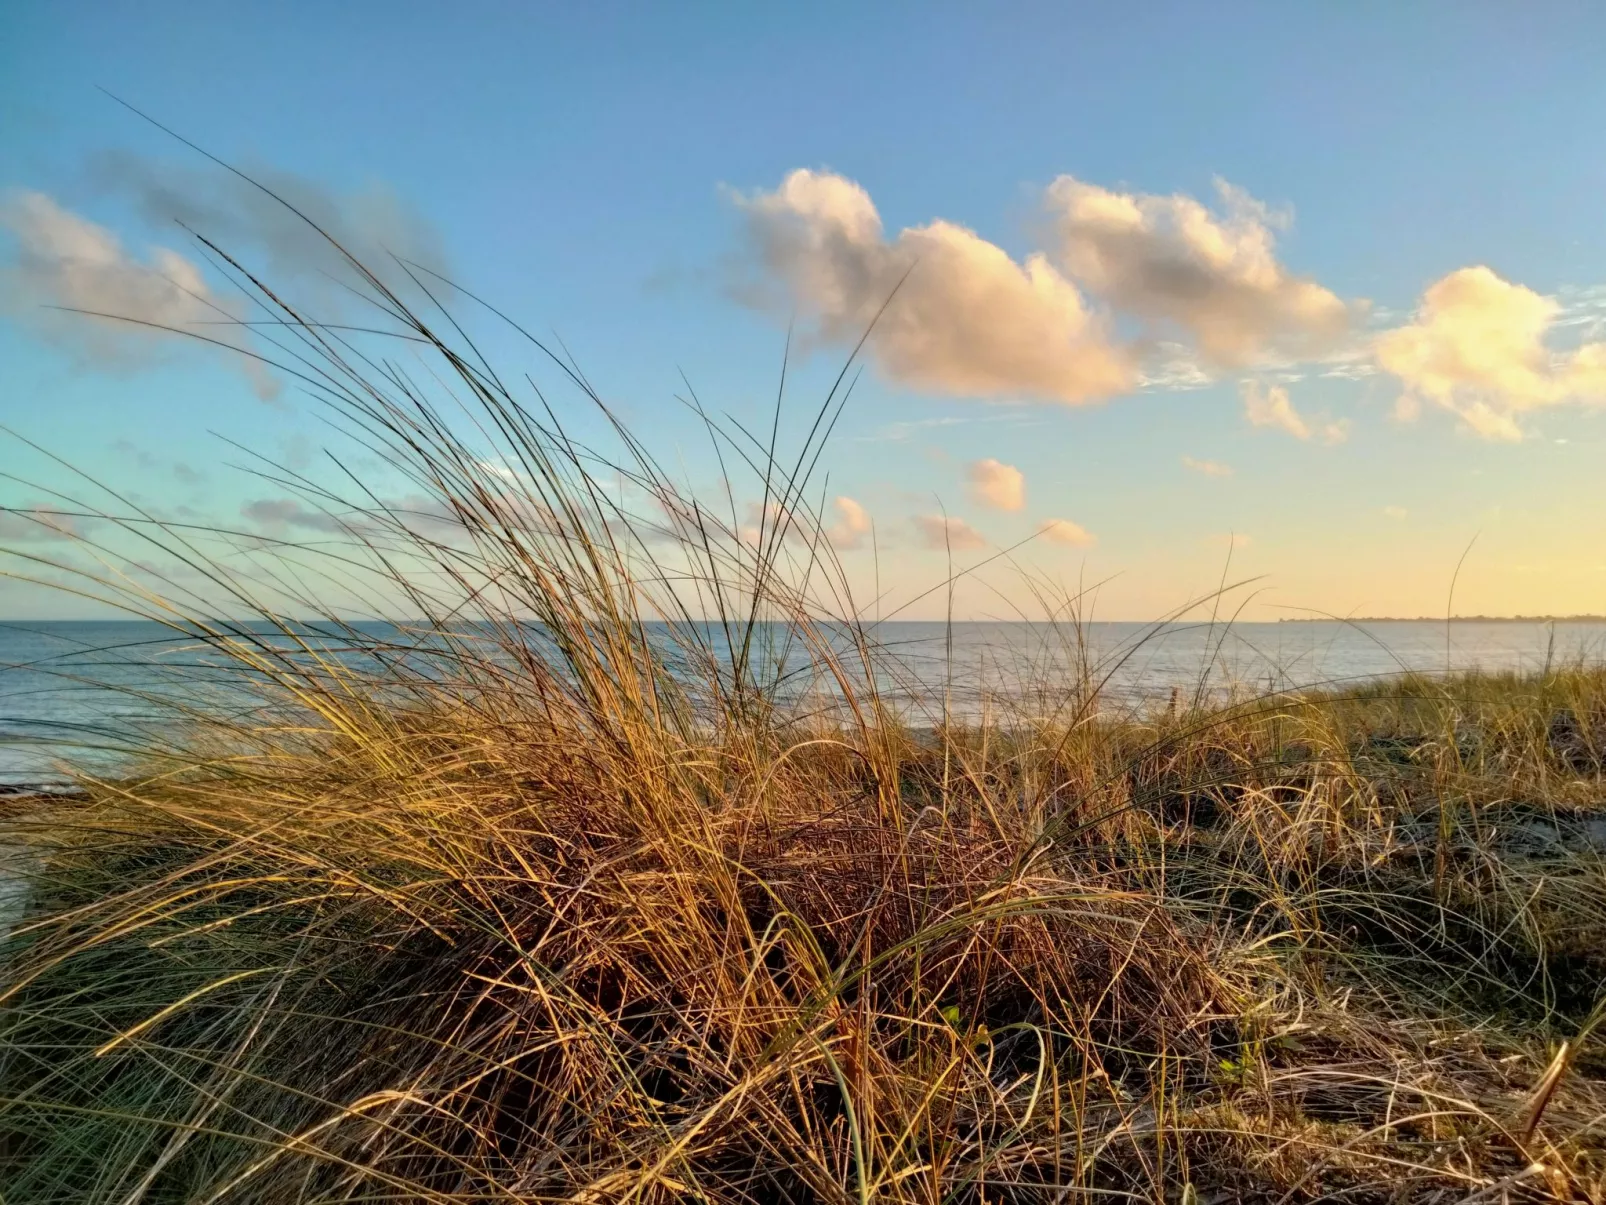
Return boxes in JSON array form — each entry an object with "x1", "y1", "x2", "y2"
[{"x1": 1278, "y1": 615, "x2": 1606, "y2": 623}]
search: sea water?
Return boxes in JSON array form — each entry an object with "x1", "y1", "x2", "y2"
[{"x1": 3, "y1": 618, "x2": 1604, "y2": 786}]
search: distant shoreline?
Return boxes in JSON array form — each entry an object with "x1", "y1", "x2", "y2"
[{"x1": 1277, "y1": 616, "x2": 1606, "y2": 624}]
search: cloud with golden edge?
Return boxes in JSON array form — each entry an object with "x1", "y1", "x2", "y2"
[
  {"x1": 1377, "y1": 265, "x2": 1606, "y2": 441},
  {"x1": 1039, "y1": 518, "x2": 1096, "y2": 547},
  {"x1": 733, "y1": 170, "x2": 1136, "y2": 404},
  {"x1": 1044, "y1": 176, "x2": 1354, "y2": 368},
  {"x1": 913, "y1": 513, "x2": 986, "y2": 551},
  {"x1": 965, "y1": 458, "x2": 1025, "y2": 511},
  {"x1": 1241, "y1": 380, "x2": 1348, "y2": 443}
]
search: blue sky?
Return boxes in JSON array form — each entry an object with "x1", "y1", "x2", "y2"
[{"x1": 4, "y1": 2, "x2": 1606, "y2": 620}]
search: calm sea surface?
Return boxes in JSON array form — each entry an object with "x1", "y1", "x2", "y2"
[{"x1": 3, "y1": 619, "x2": 1605, "y2": 786}]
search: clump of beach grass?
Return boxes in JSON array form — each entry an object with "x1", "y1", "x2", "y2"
[{"x1": 2, "y1": 197, "x2": 1605, "y2": 1203}]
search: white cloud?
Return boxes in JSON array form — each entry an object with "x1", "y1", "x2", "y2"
[
  {"x1": 913, "y1": 513, "x2": 986, "y2": 551},
  {"x1": 1181, "y1": 455, "x2": 1233, "y2": 477},
  {"x1": 0, "y1": 190, "x2": 279, "y2": 400},
  {"x1": 732, "y1": 169, "x2": 1135, "y2": 405},
  {"x1": 1376, "y1": 265, "x2": 1606, "y2": 440},
  {"x1": 825, "y1": 495, "x2": 871, "y2": 550},
  {"x1": 1039, "y1": 518, "x2": 1096, "y2": 547},
  {"x1": 965, "y1": 458, "x2": 1025, "y2": 511},
  {"x1": 1242, "y1": 380, "x2": 1310, "y2": 438},
  {"x1": 1240, "y1": 380, "x2": 1349, "y2": 443},
  {"x1": 1044, "y1": 176, "x2": 1354, "y2": 367}
]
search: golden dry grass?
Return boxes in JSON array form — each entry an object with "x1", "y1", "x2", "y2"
[{"x1": 2, "y1": 200, "x2": 1605, "y2": 1203}]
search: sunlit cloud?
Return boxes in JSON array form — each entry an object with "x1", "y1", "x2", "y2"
[
  {"x1": 1181, "y1": 455, "x2": 1233, "y2": 477},
  {"x1": 1039, "y1": 518, "x2": 1096, "y2": 547},
  {"x1": 0, "y1": 190, "x2": 280, "y2": 399},
  {"x1": 913, "y1": 513, "x2": 986, "y2": 551},
  {"x1": 1377, "y1": 265, "x2": 1606, "y2": 440},
  {"x1": 1240, "y1": 380, "x2": 1348, "y2": 443},
  {"x1": 731, "y1": 169, "x2": 1136, "y2": 405},
  {"x1": 1044, "y1": 176, "x2": 1356, "y2": 368},
  {"x1": 731, "y1": 169, "x2": 1418, "y2": 429},
  {"x1": 825, "y1": 495, "x2": 871, "y2": 550},
  {"x1": 965, "y1": 458, "x2": 1025, "y2": 511}
]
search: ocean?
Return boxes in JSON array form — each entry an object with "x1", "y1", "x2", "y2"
[{"x1": 4, "y1": 618, "x2": 1605, "y2": 787}]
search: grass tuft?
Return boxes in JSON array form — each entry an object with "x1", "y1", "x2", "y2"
[{"x1": 3, "y1": 203, "x2": 1605, "y2": 1203}]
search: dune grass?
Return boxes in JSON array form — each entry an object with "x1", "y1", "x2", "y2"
[{"x1": 3, "y1": 210, "x2": 1606, "y2": 1203}]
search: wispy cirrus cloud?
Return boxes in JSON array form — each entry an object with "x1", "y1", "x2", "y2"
[
  {"x1": 241, "y1": 494, "x2": 480, "y2": 542},
  {"x1": 1181, "y1": 455, "x2": 1233, "y2": 477},
  {"x1": 89, "y1": 150, "x2": 449, "y2": 293},
  {"x1": 3, "y1": 155, "x2": 449, "y2": 401},
  {"x1": 111, "y1": 439, "x2": 207, "y2": 485},
  {"x1": 240, "y1": 498, "x2": 347, "y2": 533},
  {"x1": 0, "y1": 505, "x2": 85, "y2": 543},
  {"x1": 1240, "y1": 380, "x2": 1348, "y2": 443},
  {"x1": 1039, "y1": 517, "x2": 1096, "y2": 547}
]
